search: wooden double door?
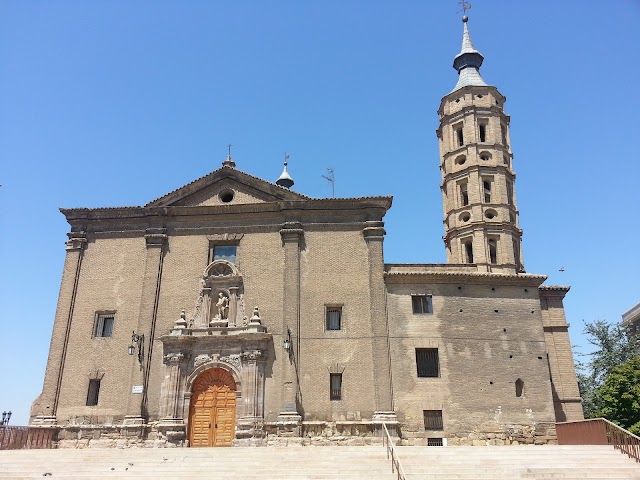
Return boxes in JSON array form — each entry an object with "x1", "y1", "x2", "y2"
[{"x1": 188, "y1": 368, "x2": 236, "y2": 447}]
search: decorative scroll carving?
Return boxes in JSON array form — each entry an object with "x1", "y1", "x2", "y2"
[
  {"x1": 164, "y1": 353, "x2": 186, "y2": 365},
  {"x1": 220, "y1": 354, "x2": 241, "y2": 369},
  {"x1": 194, "y1": 354, "x2": 211, "y2": 367},
  {"x1": 210, "y1": 263, "x2": 234, "y2": 277},
  {"x1": 188, "y1": 292, "x2": 204, "y2": 328},
  {"x1": 206, "y1": 233, "x2": 244, "y2": 242},
  {"x1": 242, "y1": 350, "x2": 262, "y2": 361}
]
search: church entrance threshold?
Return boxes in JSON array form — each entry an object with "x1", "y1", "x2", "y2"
[{"x1": 188, "y1": 368, "x2": 236, "y2": 447}]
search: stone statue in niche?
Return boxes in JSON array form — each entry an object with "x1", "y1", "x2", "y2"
[{"x1": 216, "y1": 292, "x2": 229, "y2": 320}]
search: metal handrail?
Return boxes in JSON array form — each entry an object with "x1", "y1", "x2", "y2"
[
  {"x1": 556, "y1": 418, "x2": 640, "y2": 463},
  {"x1": 601, "y1": 418, "x2": 639, "y2": 463},
  {"x1": 381, "y1": 423, "x2": 406, "y2": 480},
  {"x1": 0, "y1": 426, "x2": 55, "y2": 450}
]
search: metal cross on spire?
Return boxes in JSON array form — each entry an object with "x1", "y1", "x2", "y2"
[
  {"x1": 223, "y1": 143, "x2": 236, "y2": 168},
  {"x1": 458, "y1": 0, "x2": 472, "y2": 16}
]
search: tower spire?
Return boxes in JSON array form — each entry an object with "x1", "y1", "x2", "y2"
[{"x1": 451, "y1": 16, "x2": 488, "y2": 92}]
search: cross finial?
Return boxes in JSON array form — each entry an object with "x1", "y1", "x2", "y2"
[
  {"x1": 222, "y1": 143, "x2": 236, "y2": 168},
  {"x1": 458, "y1": 0, "x2": 472, "y2": 20}
]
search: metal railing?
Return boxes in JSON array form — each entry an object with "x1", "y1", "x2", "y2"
[
  {"x1": 382, "y1": 423, "x2": 406, "y2": 480},
  {"x1": 0, "y1": 426, "x2": 55, "y2": 450},
  {"x1": 556, "y1": 418, "x2": 640, "y2": 463}
]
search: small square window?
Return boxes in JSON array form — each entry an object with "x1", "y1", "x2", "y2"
[
  {"x1": 330, "y1": 373, "x2": 342, "y2": 400},
  {"x1": 94, "y1": 313, "x2": 114, "y2": 338},
  {"x1": 416, "y1": 348, "x2": 439, "y2": 378},
  {"x1": 326, "y1": 307, "x2": 342, "y2": 330},
  {"x1": 86, "y1": 379, "x2": 101, "y2": 406},
  {"x1": 423, "y1": 410, "x2": 443, "y2": 431},
  {"x1": 412, "y1": 295, "x2": 433, "y2": 314},
  {"x1": 210, "y1": 245, "x2": 237, "y2": 264}
]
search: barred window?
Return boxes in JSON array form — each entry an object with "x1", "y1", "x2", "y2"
[
  {"x1": 94, "y1": 313, "x2": 114, "y2": 338},
  {"x1": 86, "y1": 379, "x2": 101, "y2": 406},
  {"x1": 326, "y1": 307, "x2": 342, "y2": 331},
  {"x1": 330, "y1": 373, "x2": 342, "y2": 400},
  {"x1": 427, "y1": 438, "x2": 444, "y2": 446},
  {"x1": 423, "y1": 410, "x2": 443, "y2": 430},
  {"x1": 416, "y1": 348, "x2": 439, "y2": 378},
  {"x1": 412, "y1": 295, "x2": 433, "y2": 314}
]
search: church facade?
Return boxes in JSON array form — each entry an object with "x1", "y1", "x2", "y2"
[{"x1": 31, "y1": 17, "x2": 583, "y2": 448}]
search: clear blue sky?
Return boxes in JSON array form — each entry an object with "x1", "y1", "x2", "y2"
[{"x1": 1, "y1": 1, "x2": 638, "y2": 425}]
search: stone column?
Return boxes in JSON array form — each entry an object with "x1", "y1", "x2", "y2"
[
  {"x1": 125, "y1": 228, "x2": 166, "y2": 425},
  {"x1": 363, "y1": 222, "x2": 398, "y2": 432},
  {"x1": 277, "y1": 222, "x2": 303, "y2": 433},
  {"x1": 157, "y1": 352, "x2": 188, "y2": 445},
  {"x1": 200, "y1": 287, "x2": 211, "y2": 328},
  {"x1": 32, "y1": 232, "x2": 86, "y2": 425},
  {"x1": 228, "y1": 286, "x2": 239, "y2": 327},
  {"x1": 237, "y1": 350, "x2": 266, "y2": 442}
]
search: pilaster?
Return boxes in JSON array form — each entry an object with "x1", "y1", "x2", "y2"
[
  {"x1": 125, "y1": 228, "x2": 167, "y2": 424},
  {"x1": 278, "y1": 222, "x2": 304, "y2": 433},
  {"x1": 32, "y1": 231, "x2": 86, "y2": 424},
  {"x1": 362, "y1": 221, "x2": 395, "y2": 415}
]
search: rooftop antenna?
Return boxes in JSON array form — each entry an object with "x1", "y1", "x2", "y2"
[{"x1": 322, "y1": 168, "x2": 335, "y2": 198}]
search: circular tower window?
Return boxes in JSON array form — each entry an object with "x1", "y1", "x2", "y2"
[{"x1": 219, "y1": 189, "x2": 235, "y2": 203}]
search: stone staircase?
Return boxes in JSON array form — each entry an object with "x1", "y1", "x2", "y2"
[
  {"x1": 397, "y1": 445, "x2": 640, "y2": 479},
  {"x1": 0, "y1": 445, "x2": 637, "y2": 479}
]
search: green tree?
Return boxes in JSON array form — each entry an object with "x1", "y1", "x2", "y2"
[
  {"x1": 593, "y1": 357, "x2": 640, "y2": 434},
  {"x1": 576, "y1": 319, "x2": 639, "y2": 419}
]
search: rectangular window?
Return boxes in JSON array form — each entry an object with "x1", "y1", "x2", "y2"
[
  {"x1": 501, "y1": 124, "x2": 508, "y2": 146},
  {"x1": 415, "y1": 348, "x2": 439, "y2": 378},
  {"x1": 86, "y1": 379, "x2": 101, "y2": 406},
  {"x1": 423, "y1": 410, "x2": 444, "y2": 430},
  {"x1": 330, "y1": 373, "x2": 342, "y2": 400},
  {"x1": 456, "y1": 127, "x2": 464, "y2": 147},
  {"x1": 459, "y1": 182, "x2": 469, "y2": 207},
  {"x1": 412, "y1": 295, "x2": 433, "y2": 314},
  {"x1": 463, "y1": 240, "x2": 474, "y2": 264},
  {"x1": 479, "y1": 123, "x2": 486, "y2": 143},
  {"x1": 94, "y1": 313, "x2": 114, "y2": 338},
  {"x1": 488, "y1": 239, "x2": 498, "y2": 265},
  {"x1": 506, "y1": 180, "x2": 514, "y2": 206},
  {"x1": 427, "y1": 438, "x2": 444, "y2": 446},
  {"x1": 483, "y1": 180, "x2": 492, "y2": 203},
  {"x1": 326, "y1": 307, "x2": 342, "y2": 331},
  {"x1": 210, "y1": 245, "x2": 237, "y2": 264}
]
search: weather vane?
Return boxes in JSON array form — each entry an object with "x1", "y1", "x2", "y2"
[
  {"x1": 284, "y1": 152, "x2": 290, "y2": 163},
  {"x1": 227, "y1": 143, "x2": 233, "y2": 157},
  {"x1": 458, "y1": 0, "x2": 472, "y2": 15}
]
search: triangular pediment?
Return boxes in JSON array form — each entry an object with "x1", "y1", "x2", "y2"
[{"x1": 145, "y1": 166, "x2": 309, "y2": 207}]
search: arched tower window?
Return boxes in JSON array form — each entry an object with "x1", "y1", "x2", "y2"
[
  {"x1": 515, "y1": 378, "x2": 524, "y2": 397},
  {"x1": 488, "y1": 239, "x2": 498, "y2": 265}
]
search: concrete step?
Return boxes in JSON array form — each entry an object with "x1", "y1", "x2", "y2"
[{"x1": 0, "y1": 445, "x2": 638, "y2": 480}]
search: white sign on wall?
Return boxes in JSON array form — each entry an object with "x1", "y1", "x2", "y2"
[{"x1": 131, "y1": 385, "x2": 144, "y2": 394}]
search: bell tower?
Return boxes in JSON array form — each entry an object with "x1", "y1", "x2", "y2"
[{"x1": 437, "y1": 15, "x2": 523, "y2": 274}]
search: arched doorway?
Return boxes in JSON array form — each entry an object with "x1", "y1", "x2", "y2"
[{"x1": 188, "y1": 368, "x2": 236, "y2": 447}]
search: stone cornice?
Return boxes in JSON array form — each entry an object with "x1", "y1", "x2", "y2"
[
  {"x1": 384, "y1": 266, "x2": 547, "y2": 287},
  {"x1": 538, "y1": 285, "x2": 571, "y2": 299},
  {"x1": 60, "y1": 196, "x2": 393, "y2": 234},
  {"x1": 437, "y1": 85, "x2": 506, "y2": 115}
]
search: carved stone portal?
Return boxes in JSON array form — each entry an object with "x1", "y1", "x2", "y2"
[{"x1": 187, "y1": 260, "x2": 246, "y2": 328}]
